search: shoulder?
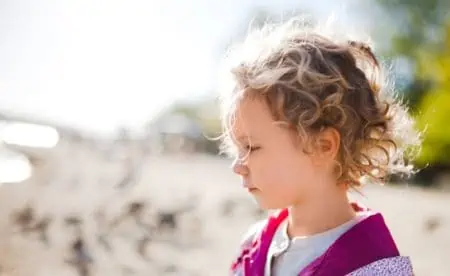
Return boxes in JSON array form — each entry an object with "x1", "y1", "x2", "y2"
[{"x1": 348, "y1": 256, "x2": 414, "y2": 276}]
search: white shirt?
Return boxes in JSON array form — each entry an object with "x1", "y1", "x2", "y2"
[{"x1": 264, "y1": 215, "x2": 365, "y2": 276}]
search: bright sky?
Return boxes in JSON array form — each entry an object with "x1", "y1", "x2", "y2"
[{"x1": 0, "y1": 0, "x2": 382, "y2": 135}]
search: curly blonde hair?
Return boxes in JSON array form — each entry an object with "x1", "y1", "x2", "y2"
[{"x1": 219, "y1": 19, "x2": 420, "y2": 187}]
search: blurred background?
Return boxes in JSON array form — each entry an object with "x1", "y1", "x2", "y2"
[{"x1": 0, "y1": 0, "x2": 449, "y2": 275}]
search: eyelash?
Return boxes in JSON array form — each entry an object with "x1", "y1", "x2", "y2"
[
  {"x1": 244, "y1": 145, "x2": 261, "y2": 152},
  {"x1": 232, "y1": 144, "x2": 261, "y2": 158}
]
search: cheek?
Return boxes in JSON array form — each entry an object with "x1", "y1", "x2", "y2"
[
  {"x1": 254, "y1": 153, "x2": 307, "y2": 184},
  {"x1": 246, "y1": 154, "x2": 282, "y2": 188},
  {"x1": 248, "y1": 144, "x2": 316, "y2": 187},
  {"x1": 277, "y1": 153, "x2": 316, "y2": 187},
  {"x1": 249, "y1": 153, "x2": 317, "y2": 209}
]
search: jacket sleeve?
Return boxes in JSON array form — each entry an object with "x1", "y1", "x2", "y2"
[{"x1": 348, "y1": 256, "x2": 414, "y2": 276}]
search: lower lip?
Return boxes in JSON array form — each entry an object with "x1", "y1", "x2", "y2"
[{"x1": 247, "y1": 188, "x2": 258, "y2": 193}]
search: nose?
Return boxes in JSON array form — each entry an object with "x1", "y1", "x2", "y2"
[{"x1": 232, "y1": 158, "x2": 249, "y2": 176}]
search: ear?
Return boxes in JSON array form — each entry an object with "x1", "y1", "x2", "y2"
[{"x1": 315, "y1": 127, "x2": 340, "y2": 162}]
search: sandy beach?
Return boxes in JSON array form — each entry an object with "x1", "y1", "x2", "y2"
[{"x1": 0, "y1": 154, "x2": 448, "y2": 276}]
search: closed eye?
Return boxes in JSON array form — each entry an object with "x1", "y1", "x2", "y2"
[{"x1": 245, "y1": 145, "x2": 261, "y2": 152}]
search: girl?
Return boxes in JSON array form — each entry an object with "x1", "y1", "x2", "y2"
[{"x1": 219, "y1": 19, "x2": 419, "y2": 276}]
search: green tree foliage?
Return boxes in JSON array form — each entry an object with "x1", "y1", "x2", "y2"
[
  {"x1": 414, "y1": 23, "x2": 450, "y2": 166},
  {"x1": 377, "y1": 0, "x2": 448, "y2": 57},
  {"x1": 376, "y1": 0, "x2": 450, "y2": 166}
]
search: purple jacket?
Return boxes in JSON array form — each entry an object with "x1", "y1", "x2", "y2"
[{"x1": 231, "y1": 204, "x2": 414, "y2": 275}]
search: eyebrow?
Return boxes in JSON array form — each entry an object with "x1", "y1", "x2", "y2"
[{"x1": 235, "y1": 135, "x2": 256, "y2": 144}]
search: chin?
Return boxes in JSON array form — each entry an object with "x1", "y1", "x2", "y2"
[
  {"x1": 251, "y1": 192, "x2": 291, "y2": 210},
  {"x1": 255, "y1": 198, "x2": 288, "y2": 211}
]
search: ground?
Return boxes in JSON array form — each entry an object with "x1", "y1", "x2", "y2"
[{"x1": 0, "y1": 154, "x2": 448, "y2": 275}]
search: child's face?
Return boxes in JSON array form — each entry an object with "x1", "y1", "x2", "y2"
[{"x1": 230, "y1": 98, "x2": 326, "y2": 210}]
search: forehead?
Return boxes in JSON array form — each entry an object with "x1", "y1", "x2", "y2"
[{"x1": 231, "y1": 98, "x2": 277, "y2": 137}]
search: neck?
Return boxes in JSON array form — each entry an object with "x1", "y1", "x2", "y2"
[{"x1": 287, "y1": 185, "x2": 355, "y2": 238}]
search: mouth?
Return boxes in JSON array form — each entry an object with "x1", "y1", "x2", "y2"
[{"x1": 242, "y1": 180, "x2": 258, "y2": 193}]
